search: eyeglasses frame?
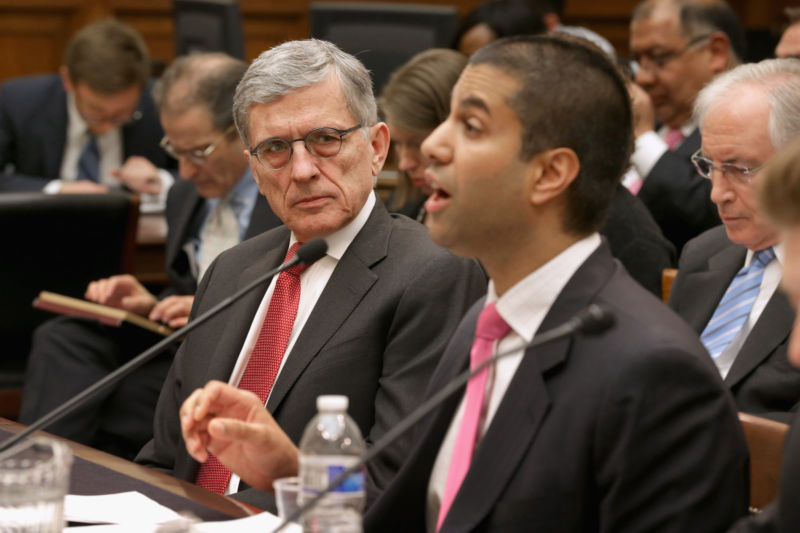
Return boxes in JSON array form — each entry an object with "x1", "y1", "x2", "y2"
[{"x1": 249, "y1": 124, "x2": 363, "y2": 170}]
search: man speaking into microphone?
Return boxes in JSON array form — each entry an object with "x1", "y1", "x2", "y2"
[
  {"x1": 178, "y1": 36, "x2": 748, "y2": 531},
  {"x1": 135, "y1": 39, "x2": 486, "y2": 508}
]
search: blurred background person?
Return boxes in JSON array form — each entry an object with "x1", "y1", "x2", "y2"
[
  {"x1": 379, "y1": 48, "x2": 468, "y2": 223},
  {"x1": 0, "y1": 18, "x2": 175, "y2": 211},
  {"x1": 776, "y1": 7, "x2": 800, "y2": 59}
]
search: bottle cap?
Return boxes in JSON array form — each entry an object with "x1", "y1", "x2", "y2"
[{"x1": 317, "y1": 395, "x2": 348, "y2": 412}]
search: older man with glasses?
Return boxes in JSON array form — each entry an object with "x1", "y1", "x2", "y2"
[
  {"x1": 627, "y1": 0, "x2": 745, "y2": 255},
  {"x1": 19, "y1": 53, "x2": 284, "y2": 460},
  {"x1": 134, "y1": 39, "x2": 486, "y2": 511},
  {"x1": 667, "y1": 58, "x2": 800, "y2": 423},
  {"x1": 0, "y1": 19, "x2": 175, "y2": 211}
]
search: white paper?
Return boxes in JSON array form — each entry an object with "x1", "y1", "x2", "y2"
[{"x1": 64, "y1": 492, "x2": 182, "y2": 525}]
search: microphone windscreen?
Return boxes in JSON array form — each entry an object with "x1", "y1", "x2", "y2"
[
  {"x1": 296, "y1": 238, "x2": 328, "y2": 265},
  {"x1": 576, "y1": 304, "x2": 615, "y2": 335}
]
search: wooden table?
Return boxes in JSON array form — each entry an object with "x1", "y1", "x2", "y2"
[{"x1": 0, "y1": 418, "x2": 256, "y2": 521}]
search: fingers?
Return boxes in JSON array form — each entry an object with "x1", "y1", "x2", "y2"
[{"x1": 149, "y1": 296, "x2": 194, "y2": 327}]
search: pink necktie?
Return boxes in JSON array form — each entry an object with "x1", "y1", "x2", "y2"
[
  {"x1": 665, "y1": 127, "x2": 685, "y2": 151},
  {"x1": 437, "y1": 303, "x2": 510, "y2": 530},
  {"x1": 195, "y1": 242, "x2": 306, "y2": 494}
]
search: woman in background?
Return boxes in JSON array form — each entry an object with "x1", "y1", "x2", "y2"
[{"x1": 379, "y1": 48, "x2": 467, "y2": 223}]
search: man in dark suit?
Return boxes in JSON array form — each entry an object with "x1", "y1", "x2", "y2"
[
  {"x1": 628, "y1": 0, "x2": 745, "y2": 254},
  {"x1": 728, "y1": 132, "x2": 800, "y2": 533},
  {"x1": 19, "y1": 53, "x2": 283, "y2": 460},
  {"x1": 668, "y1": 58, "x2": 800, "y2": 424},
  {"x1": 135, "y1": 39, "x2": 487, "y2": 508},
  {"x1": 0, "y1": 19, "x2": 172, "y2": 209},
  {"x1": 179, "y1": 36, "x2": 748, "y2": 531}
]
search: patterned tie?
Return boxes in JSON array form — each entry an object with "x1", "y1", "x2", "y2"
[
  {"x1": 198, "y1": 198, "x2": 240, "y2": 279},
  {"x1": 195, "y1": 242, "x2": 307, "y2": 494},
  {"x1": 700, "y1": 248, "x2": 775, "y2": 360},
  {"x1": 76, "y1": 133, "x2": 100, "y2": 182},
  {"x1": 437, "y1": 303, "x2": 510, "y2": 531},
  {"x1": 665, "y1": 127, "x2": 685, "y2": 151}
]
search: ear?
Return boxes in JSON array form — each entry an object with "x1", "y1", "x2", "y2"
[
  {"x1": 530, "y1": 148, "x2": 580, "y2": 206},
  {"x1": 59, "y1": 66, "x2": 74, "y2": 93},
  {"x1": 707, "y1": 31, "x2": 732, "y2": 74},
  {"x1": 368, "y1": 122, "x2": 391, "y2": 176}
]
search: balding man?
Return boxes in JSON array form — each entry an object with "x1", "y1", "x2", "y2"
[{"x1": 628, "y1": 0, "x2": 745, "y2": 254}]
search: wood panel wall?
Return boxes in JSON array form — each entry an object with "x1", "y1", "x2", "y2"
[{"x1": 0, "y1": 0, "x2": 795, "y2": 83}]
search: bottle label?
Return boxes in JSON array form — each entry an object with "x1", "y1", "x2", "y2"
[{"x1": 301, "y1": 455, "x2": 365, "y2": 494}]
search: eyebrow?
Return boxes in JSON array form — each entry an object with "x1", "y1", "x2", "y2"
[{"x1": 458, "y1": 96, "x2": 491, "y2": 116}]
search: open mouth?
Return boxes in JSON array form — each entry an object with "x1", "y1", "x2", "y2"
[{"x1": 425, "y1": 181, "x2": 451, "y2": 213}]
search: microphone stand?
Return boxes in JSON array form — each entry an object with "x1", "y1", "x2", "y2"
[
  {"x1": 270, "y1": 304, "x2": 614, "y2": 532},
  {"x1": 0, "y1": 239, "x2": 328, "y2": 452}
]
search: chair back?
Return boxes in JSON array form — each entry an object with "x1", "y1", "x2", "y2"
[
  {"x1": 0, "y1": 193, "x2": 138, "y2": 406},
  {"x1": 738, "y1": 412, "x2": 790, "y2": 513}
]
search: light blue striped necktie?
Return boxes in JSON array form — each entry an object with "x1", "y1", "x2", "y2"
[{"x1": 701, "y1": 247, "x2": 775, "y2": 359}]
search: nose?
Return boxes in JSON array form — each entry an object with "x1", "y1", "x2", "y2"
[
  {"x1": 178, "y1": 157, "x2": 201, "y2": 180},
  {"x1": 708, "y1": 167, "x2": 734, "y2": 206},
  {"x1": 289, "y1": 142, "x2": 318, "y2": 181},
  {"x1": 397, "y1": 145, "x2": 419, "y2": 173},
  {"x1": 421, "y1": 121, "x2": 451, "y2": 165},
  {"x1": 634, "y1": 64, "x2": 655, "y2": 87}
]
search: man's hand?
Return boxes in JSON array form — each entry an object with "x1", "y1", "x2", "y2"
[
  {"x1": 112, "y1": 156, "x2": 161, "y2": 195},
  {"x1": 85, "y1": 274, "x2": 157, "y2": 316},
  {"x1": 60, "y1": 180, "x2": 109, "y2": 194},
  {"x1": 149, "y1": 295, "x2": 194, "y2": 328},
  {"x1": 628, "y1": 82, "x2": 656, "y2": 138},
  {"x1": 181, "y1": 380, "x2": 299, "y2": 492}
]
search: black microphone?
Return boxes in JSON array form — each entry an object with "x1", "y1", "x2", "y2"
[
  {"x1": 0, "y1": 238, "x2": 328, "y2": 452},
  {"x1": 270, "y1": 304, "x2": 615, "y2": 532}
]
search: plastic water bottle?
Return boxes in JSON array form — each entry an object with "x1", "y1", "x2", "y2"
[{"x1": 298, "y1": 395, "x2": 366, "y2": 533}]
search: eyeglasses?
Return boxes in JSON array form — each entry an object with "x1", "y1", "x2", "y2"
[
  {"x1": 249, "y1": 124, "x2": 362, "y2": 170},
  {"x1": 160, "y1": 125, "x2": 237, "y2": 166},
  {"x1": 691, "y1": 149, "x2": 769, "y2": 187},
  {"x1": 632, "y1": 34, "x2": 711, "y2": 74},
  {"x1": 82, "y1": 110, "x2": 142, "y2": 127}
]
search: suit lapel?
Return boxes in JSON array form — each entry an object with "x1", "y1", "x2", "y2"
[
  {"x1": 725, "y1": 289, "x2": 794, "y2": 386},
  {"x1": 678, "y1": 244, "x2": 745, "y2": 333},
  {"x1": 442, "y1": 244, "x2": 616, "y2": 532},
  {"x1": 41, "y1": 83, "x2": 68, "y2": 178},
  {"x1": 265, "y1": 204, "x2": 389, "y2": 412}
]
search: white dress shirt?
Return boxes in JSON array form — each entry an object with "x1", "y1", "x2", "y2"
[
  {"x1": 225, "y1": 191, "x2": 376, "y2": 493},
  {"x1": 46, "y1": 93, "x2": 172, "y2": 212},
  {"x1": 631, "y1": 120, "x2": 697, "y2": 180},
  {"x1": 425, "y1": 233, "x2": 602, "y2": 531}
]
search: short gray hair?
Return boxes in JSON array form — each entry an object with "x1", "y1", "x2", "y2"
[
  {"x1": 153, "y1": 52, "x2": 247, "y2": 132},
  {"x1": 694, "y1": 58, "x2": 800, "y2": 150},
  {"x1": 233, "y1": 39, "x2": 377, "y2": 147}
]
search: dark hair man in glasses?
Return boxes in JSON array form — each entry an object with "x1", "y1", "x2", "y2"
[
  {"x1": 667, "y1": 58, "x2": 800, "y2": 423},
  {"x1": 134, "y1": 39, "x2": 486, "y2": 510},
  {"x1": 0, "y1": 19, "x2": 174, "y2": 211},
  {"x1": 627, "y1": 0, "x2": 745, "y2": 254},
  {"x1": 19, "y1": 53, "x2": 283, "y2": 460}
]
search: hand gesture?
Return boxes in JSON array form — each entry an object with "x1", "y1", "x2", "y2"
[
  {"x1": 181, "y1": 380, "x2": 299, "y2": 492},
  {"x1": 149, "y1": 295, "x2": 194, "y2": 328},
  {"x1": 85, "y1": 274, "x2": 157, "y2": 316},
  {"x1": 112, "y1": 156, "x2": 161, "y2": 195}
]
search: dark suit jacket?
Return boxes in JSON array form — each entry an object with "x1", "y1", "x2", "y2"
[
  {"x1": 729, "y1": 410, "x2": 800, "y2": 533},
  {"x1": 136, "y1": 200, "x2": 488, "y2": 507},
  {"x1": 0, "y1": 74, "x2": 170, "y2": 191},
  {"x1": 601, "y1": 184, "x2": 675, "y2": 296},
  {"x1": 365, "y1": 242, "x2": 749, "y2": 533},
  {"x1": 162, "y1": 178, "x2": 282, "y2": 297},
  {"x1": 638, "y1": 129, "x2": 721, "y2": 255},
  {"x1": 669, "y1": 226, "x2": 800, "y2": 423}
]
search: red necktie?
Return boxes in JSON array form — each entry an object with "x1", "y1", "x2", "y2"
[
  {"x1": 437, "y1": 303, "x2": 510, "y2": 530},
  {"x1": 195, "y1": 242, "x2": 307, "y2": 494}
]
